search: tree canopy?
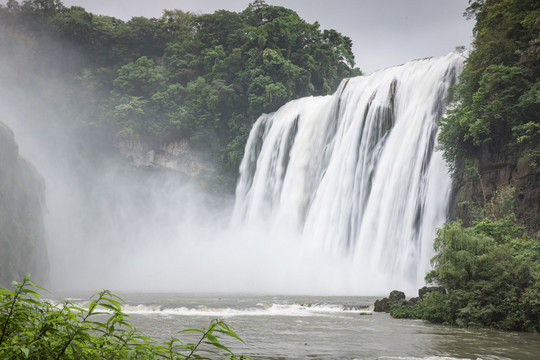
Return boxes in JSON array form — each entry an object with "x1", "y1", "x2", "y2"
[
  {"x1": 390, "y1": 188, "x2": 540, "y2": 332},
  {"x1": 0, "y1": 0, "x2": 361, "y2": 187},
  {"x1": 438, "y1": 0, "x2": 540, "y2": 170}
]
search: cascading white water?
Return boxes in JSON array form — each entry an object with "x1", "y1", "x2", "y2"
[
  {"x1": 1, "y1": 50, "x2": 463, "y2": 295},
  {"x1": 234, "y1": 53, "x2": 464, "y2": 293}
]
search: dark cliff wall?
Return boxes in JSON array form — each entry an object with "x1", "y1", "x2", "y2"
[
  {"x1": 441, "y1": 1, "x2": 539, "y2": 236},
  {"x1": 0, "y1": 121, "x2": 48, "y2": 286},
  {"x1": 455, "y1": 143, "x2": 540, "y2": 235}
]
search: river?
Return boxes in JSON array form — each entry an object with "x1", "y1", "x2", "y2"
[{"x1": 55, "y1": 292, "x2": 540, "y2": 360}]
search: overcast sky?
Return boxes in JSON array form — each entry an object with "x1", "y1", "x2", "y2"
[{"x1": 57, "y1": 0, "x2": 474, "y2": 74}]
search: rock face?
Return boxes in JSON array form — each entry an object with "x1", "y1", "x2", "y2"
[
  {"x1": 374, "y1": 287, "x2": 446, "y2": 313},
  {"x1": 418, "y1": 286, "x2": 445, "y2": 299},
  {"x1": 115, "y1": 134, "x2": 214, "y2": 176},
  {"x1": 374, "y1": 290, "x2": 406, "y2": 312},
  {"x1": 0, "y1": 121, "x2": 49, "y2": 286},
  {"x1": 454, "y1": 143, "x2": 539, "y2": 235}
]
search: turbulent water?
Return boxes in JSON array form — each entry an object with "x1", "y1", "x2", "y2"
[
  {"x1": 234, "y1": 53, "x2": 464, "y2": 294},
  {"x1": 53, "y1": 292, "x2": 540, "y2": 360}
]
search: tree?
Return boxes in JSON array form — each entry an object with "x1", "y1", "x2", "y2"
[
  {"x1": 113, "y1": 56, "x2": 165, "y2": 97},
  {"x1": 423, "y1": 216, "x2": 540, "y2": 331},
  {"x1": 0, "y1": 0, "x2": 361, "y2": 187},
  {"x1": 438, "y1": 0, "x2": 540, "y2": 168}
]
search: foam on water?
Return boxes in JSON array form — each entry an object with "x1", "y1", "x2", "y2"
[{"x1": 66, "y1": 300, "x2": 371, "y2": 317}]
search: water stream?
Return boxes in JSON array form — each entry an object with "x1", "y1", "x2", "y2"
[{"x1": 234, "y1": 53, "x2": 463, "y2": 294}]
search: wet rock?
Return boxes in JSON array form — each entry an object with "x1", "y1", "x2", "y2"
[
  {"x1": 406, "y1": 297, "x2": 421, "y2": 306},
  {"x1": 374, "y1": 290, "x2": 407, "y2": 312},
  {"x1": 418, "y1": 286, "x2": 446, "y2": 299},
  {"x1": 388, "y1": 290, "x2": 406, "y2": 302},
  {"x1": 115, "y1": 134, "x2": 214, "y2": 176},
  {"x1": 374, "y1": 298, "x2": 390, "y2": 312}
]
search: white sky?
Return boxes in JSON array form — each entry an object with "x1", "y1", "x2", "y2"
[{"x1": 55, "y1": 0, "x2": 474, "y2": 74}]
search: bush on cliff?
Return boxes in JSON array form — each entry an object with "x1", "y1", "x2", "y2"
[{"x1": 438, "y1": 0, "x2": 540, "y2": 170}]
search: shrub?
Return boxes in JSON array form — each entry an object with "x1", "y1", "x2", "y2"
[
  {"x1": 422, "y1": 217, "x2": 540, "y2": 331},
  {"x1": 0, "y1": 274, "x2": 251, "y2": 359}
]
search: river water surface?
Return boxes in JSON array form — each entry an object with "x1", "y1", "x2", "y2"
[{"x1": 56, "y1": 292, "x2": 540, "y2": 360}]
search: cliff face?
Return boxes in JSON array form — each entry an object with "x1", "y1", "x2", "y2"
[
  {"x1": 0, "y1": 121, "x2": 49, "y2": 286},
  {"x1": 115, "y1": 134, "x2": 214, "y2": 176},
  {"x1": 455, "y1": 143, "x2": 540, "y2": 235}
]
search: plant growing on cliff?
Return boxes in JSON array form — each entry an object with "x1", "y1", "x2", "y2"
[
  {"x1": 438, "y1": 0, "x2": 540, "y2": 170},
  {"x1": 0, "y1": 0, "x2": 361, "y2": 185},
  {"x1": 0, "y1": 274, "x2": 251, "y2": 359}
]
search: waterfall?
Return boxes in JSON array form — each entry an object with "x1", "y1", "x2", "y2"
[{"x1": 233, "y1": 53, "x2": 464, "y2": 293}]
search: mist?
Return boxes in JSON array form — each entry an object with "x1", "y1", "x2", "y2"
[
  {"x1": 0, "y1": 31, "x2": 365, "y2": 295},
  {"x1": 0, "y1": 2, "x2": 464, "y2": 297},
  {"x1": 0, "y1": 85, "x2": 338, "y2": 295},
  {"x1": 0, "y1": 87, "x2": 328, "y2": 295},
  {"x1": 0, "y1": 105, "x2": 361, "y2": 295}
]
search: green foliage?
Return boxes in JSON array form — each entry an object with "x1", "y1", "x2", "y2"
[
  {"x1": 0, "y1": 0, "x2": 362, "y2": 184},
  {"x1": 438, "y1": 0, "x2": 540, "y2": 171},
  {"x1": 418, "y1": 215, "x2": 540, "y2": 331},
  {"x1": 389, "y1": 303, "x2": 422, "y2": 319},
  {"x1": 416, "y1": 292, "x2": 450, "y2": 324},
  {"x1": 482, "y1": 186, "x2": 516, "y2": 220},
  {"x1": 389, "y1": 292, "x2": 449, "y2": 323},
  {"x1": 425, "y1": 220, "x2": 497, "y2": 290},
  {"x1": 0, "y1": 275, "x2": 251, "y2": 359},
  {"x1": 393, "y1": 183, "x2": 540, "y2": 331}
]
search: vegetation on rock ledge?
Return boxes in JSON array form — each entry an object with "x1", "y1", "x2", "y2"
[
  {"x1": 0, "y1": 0, "x2": 361, "y2": 188},
  {"x1": 438, "y1": 0, "x2": 539, "y2": 235},
  {"x1": 439, "y1": 0, "x2": 540, "y2": 170}
]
